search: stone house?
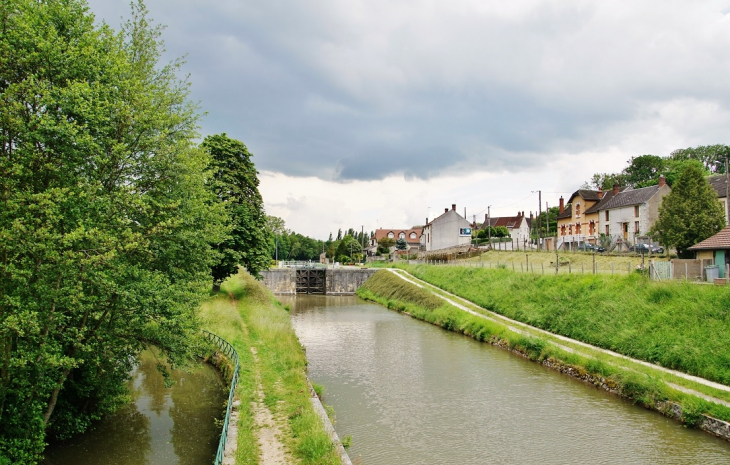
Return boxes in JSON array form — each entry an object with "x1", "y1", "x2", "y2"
[
  {"x1": 708, "y1": 174, "x2": 729, "y2": 224},
  {"x1": 597, "y1": 176, "x2": 671, "y2": 248},
  {"x1": 422, "y1": 204, "x2": 472, "y2": 252},
  {"x1": 555, "y1": 187, "x2": 623, "y2": 249},
  {"x1": 368, "y1": 227, "x2": 423, "y2": 254},
  {"x1": 481, "y1": 212, "x2": 532, "y2": 245}
]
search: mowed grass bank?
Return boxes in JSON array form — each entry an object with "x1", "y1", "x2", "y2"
[
  {"x1": 382, "y1": 264, "x2": 730, "y2": 386},
  {"x1": 200, "y1": 270, "x2": 341, "y2": 465},
  {"x1": 357, "y1": 270, "x2": 730, "y2": 426}
]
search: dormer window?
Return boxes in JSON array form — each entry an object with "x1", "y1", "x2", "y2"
[
  {"x1": 387, "y1": 232, "x2": 394, "y2": 238},
  {"x1": 399, "y1": 232, "x2": 406, "y2": 239},
  {"x1": 575, "y1": 203, "x2": 581, "y2": 218},
  {"x1": 410, "y1": 232, "x2": 417, "y2": 239}
]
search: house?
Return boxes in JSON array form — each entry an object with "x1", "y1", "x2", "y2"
[
  {"x1": 708, "y1": 174, "x2": 729, "y2": 224},
  {"x1": 597, "y1": 176, "x2": 671, "y2": 249},
  {"x1": 688, "y1": 225, "x2": 730, "y2": 278},
  {"x1": 368, "y1": 227, "x2": 423, "y2": 254},
  {"x1": 555, "y1": 187, "x2": 623, "y2": 249},
  {"x1": 481, "y1": 211, "x2": 531, "y2": 245},
  {"x1": 422, "y1": 204, "x2": 472, "y2": 252}
]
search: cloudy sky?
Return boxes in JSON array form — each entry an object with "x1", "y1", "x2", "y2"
[{"x1": 88, "y1": 0, "x2": 730, "y2": 239}]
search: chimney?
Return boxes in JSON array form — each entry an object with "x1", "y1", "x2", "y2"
[
  {"x1": 452, "y1": 204, "x2": 456, "y2": 211},
  {"x1": 597, "y1": 187, "x2": 603, "y2": 199},
  {"x1": 559, "y1": 196, "x2": 564, "y2": 214},
  {"x1": 426, "y1": 217, "x2": 429, "y2": 226},
  {"x1": 444, "y1": 208, "x2": 448, "y2": 213},
  {"x1": 613, "y1": 184, "x2": 620, "y2": 195},
  {"x1": 530, "y1": 212, "x2": 534, "y2": 220},
  {"x1": 658, "y1": 175, "x2": 666, "y2": 187},
  {"x1": 485, "y1": 213, "x2": 489, "y2": 224},
  {"x1": 522, "y1": 211, "x2": 525, "y2": 218}
]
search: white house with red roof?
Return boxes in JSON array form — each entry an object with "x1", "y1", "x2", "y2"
[{"x1": 422, "y1": 204, "x2": 472, "y2": 252}]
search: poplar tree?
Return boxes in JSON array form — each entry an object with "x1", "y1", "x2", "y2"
[
  {"x1": 0, "y1": 1, "x2": 225, "y2": 462},
  {"x1": 650, "y1": 162, "x2": 725, "y2": 257},
  {"x1": 202, "y1": 134, "x2": 270, "y2": 288}
]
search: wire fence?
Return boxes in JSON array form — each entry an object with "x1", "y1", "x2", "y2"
[{"x1": 202, "y1": 330, "x2": 240, "y2": 465}]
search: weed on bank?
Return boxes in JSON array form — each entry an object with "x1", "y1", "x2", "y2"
[{"x1": 200, "y1": 270, "x2": 341, "y2": 465}]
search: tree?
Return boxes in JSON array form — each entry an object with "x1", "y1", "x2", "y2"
[
  {"x1": 335, "y1": 235, "x2": 360, "y2": 262},
  {"x1": 624, "y1": 155, "x2": 666, "y2": 187},
  {"x1": 669, "y1": 145, "x2": 730, "y2": 174},
  {"x1": 202, "y1": 134, "x2": 270, "y2": 287},
  {"x1": 377, "y1": 237, "x2": 395, "y2": 254},
  {"x1": 395, "y1": 238, "x2": 408, "y2": 250},
  {"x1": 0, "y1": 1, "x2": 226, "y2": 462},
  {"x1": 650, "y1": 163, "x2": 725, "y2": 257}
]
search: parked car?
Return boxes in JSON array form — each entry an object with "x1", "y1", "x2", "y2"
[
  {"x1": 577, "y1": 243, "x2": 606, "y2": 253},
  {"x1": 628, "y1": 244, "x2": 663, "y2": 254}
]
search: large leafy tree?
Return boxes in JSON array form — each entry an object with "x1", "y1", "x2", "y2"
[
  {"x1": 0, "y1": 1, "x2": 225, "y2": 462},
  {"x1": 650, "y1": 163, "x2": 725, "y2": 257},
  {"x1": 202, "y1": 134, "x2": 270, "y2": 286}
]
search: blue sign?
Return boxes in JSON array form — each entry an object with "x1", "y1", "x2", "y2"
[{"x1": 459, "y1": 227, "x2": 472, "y2": 236}]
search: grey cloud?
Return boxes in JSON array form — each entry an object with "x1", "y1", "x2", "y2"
[{"x1": 87, "y1": 0, "x2": 730, "y2": 181}]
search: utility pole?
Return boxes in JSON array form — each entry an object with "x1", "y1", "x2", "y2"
[
  {"x1": 546, "y1": 201, "x2": 550, "y2": 251},
  {"x1": 538, "y1": 190, "x2": 542, "y2": 251},
  {"x1": 487, "y1": 205, "x2": 492, "y2": 245},
  {"x1": 713, "y1": 158, "x2": 729, "y2": 226}
]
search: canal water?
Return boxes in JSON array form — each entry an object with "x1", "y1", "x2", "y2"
[
  {"x1": 287, "y1": 295, "x2": 730, "y2": 465},
  {"x1": 43, "y1": 350, "x2": 227, "y2": 465}
]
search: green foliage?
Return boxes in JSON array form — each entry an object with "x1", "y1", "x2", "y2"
[
  {"x1": 669, "y1": 145, "x2": 730, "y2": 174},
  {"x1": 650, "y1": 163, "x2": 725, "y2": 257},
  {"x1": 202, "y1": 133, "x2": 270, "y2": 281},
  {"x1": 0, "y1": 1, "x2": 226, "y2": 461},
  {"x1": 377, "y1": 236, "x2": 395, "y2": 254},
  {"x1": 335, "y1": 235, "x2": 361, "y2": 261},
  {"x1": 395, "y1": 238, "x2": 408, "y2": 250},
  {"x1": 393, "y1": 265, "x2": 730, "y2": 386}
]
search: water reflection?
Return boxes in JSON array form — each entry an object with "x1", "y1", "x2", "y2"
[
  {"x1": 288, "y1": 295, "x2": 730, "y2": 465},
  {"x1": 43, "y1": 350, "x2": 227, "y2": 465}
]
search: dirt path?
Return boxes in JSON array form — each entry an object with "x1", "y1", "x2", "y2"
[{"x1": 250, "y1": 347, "x2": 291, "y2": 465}]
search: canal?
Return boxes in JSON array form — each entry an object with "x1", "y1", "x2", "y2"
[
  {"x1": 43, "y1": 350, "x2": 227, "y2": 465},
  {"x1": 287, "y1": 295, "x2": 730, "y2": 464}
]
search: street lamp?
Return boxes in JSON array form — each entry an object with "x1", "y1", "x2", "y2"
[{"x1": 714, "y1": 158, "x2": 730, "y2": 226}]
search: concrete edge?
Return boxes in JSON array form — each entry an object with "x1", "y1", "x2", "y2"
[{"x1": 306, "y1": 378, "x2": 353, "y2": 465}]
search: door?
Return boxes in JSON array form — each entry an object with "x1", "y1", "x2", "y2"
[{"x1": 716, "y1": 250, "x2": 726, "y2": 278}]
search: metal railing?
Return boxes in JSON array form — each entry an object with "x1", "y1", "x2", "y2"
[{"x1": 202, "y1": 330, "x2": 240, "y2": 465}]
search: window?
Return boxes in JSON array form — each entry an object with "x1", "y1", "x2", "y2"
[
  {"x1": 410, "y1": 232, "x2": 417, "y2": 239},
  {"x1": 561, "y1": 225, "x2": 566, "y2": 236},
  {"x1": 589, "y1": 221, "x2": 594, "y2": 235},
  {"x1": 569, "y1": 224, "x2": 573, "y2": 235},
  {"x1": 605, "y1": 211, "x2": 609, "y2": 221},
  {"x1": 634, "y1": 205, "x2": 640, "y2": 217},
  {"x1": 399, "y1": 232, "x2": 405, "y2": 239},
  {"x1": 576, "y1": 222, "x2": 581, "y2": 234},
  {"x1": 387, "y1": 232, "x2": 394, "y2": 238},
  {"x1": 605, "y1": 225, "x2": 609, "y2": 234},
  {"x1": 575, "y1": 203, "x2": 581, "y2": 217},
  {"x1": 635, "y1": 221, "x2": 640, "y2": 233}
]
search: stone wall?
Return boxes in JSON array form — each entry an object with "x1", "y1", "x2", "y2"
[
  {"x1": 326, "y1": 269, "x2": 378, "y2": 295},
  {"x1": 260, "y1": 268, "x2": 377, "y2": 295},
  {"x1": 260, "y1": 269, "x2": 296, "y2": 295}
]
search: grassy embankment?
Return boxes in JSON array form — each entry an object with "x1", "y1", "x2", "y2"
[
  {"x1": 420, "y1": 249, "x2": 668, "y2": 275},
  {"x1": 357, "y1": 268, "x2": 730, "y2": 427},
  {"x1": 199, "y1": 270, "x2": 341, "y2": 465}
]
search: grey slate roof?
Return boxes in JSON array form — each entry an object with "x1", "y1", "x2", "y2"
[
  {"x1": 584, "y1": 187, "x2": 627, "y2": 214},
  {"x1": 567, "y1": 189, "x2": 602, "y2": 203},
  {"x1": 597, "y1": 185, "x2": 661, "y2": 210},
  {"x1": 708, "y1": 175, "x2": 728, "y2": 199}
]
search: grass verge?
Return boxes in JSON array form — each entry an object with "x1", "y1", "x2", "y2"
[
  {"x1": 200, "y1": 269, "x2": 341, "y2": 465},
  {"x1": 357, "y1": 270, "x2": 730, "y2": 428}
]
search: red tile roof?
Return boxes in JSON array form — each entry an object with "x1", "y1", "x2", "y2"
[
  {"x1": 374, "y1": 228, "x2": 423, "y2": 244},
  {"x1": 688, "y1": 225, "x2": 730, "y2": 250}
]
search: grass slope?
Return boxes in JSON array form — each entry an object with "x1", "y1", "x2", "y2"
[
  {"x1": 357, "y1": 270, "x2": 730, "y2": 426},
  {"x1": 200, "y1": 270, "x2": 341, "y2": 465},
  {"x1": 384, "y1": 264, "x2": 730, "y2": 386}
]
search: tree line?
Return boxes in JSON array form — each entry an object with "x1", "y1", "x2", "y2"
[{"x1": 0, "y1": 1, "x2": 270, "y2": 463}]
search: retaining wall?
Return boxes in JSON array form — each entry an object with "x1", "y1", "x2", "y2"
[{"x1": 260, "y1": 269, "x2": 296, "y2": 295}]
